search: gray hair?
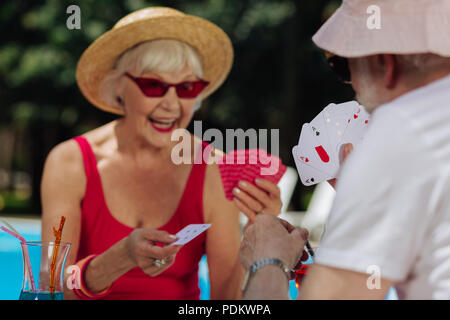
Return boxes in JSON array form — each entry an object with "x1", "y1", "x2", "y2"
[
  {"x1": 99, "y1": 39, "x2": 204, "y2": 110},
  {"x1": 396, "y1": 53, "x2": 450, "y2": 75}
]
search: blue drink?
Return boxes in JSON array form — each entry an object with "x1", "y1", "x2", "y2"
[
  {"x1": 19, "y1": 290, "x2": 64, "y2": 300},
  {"x1": 19, "y1": 241, "x2": 70, "y2": 301}
]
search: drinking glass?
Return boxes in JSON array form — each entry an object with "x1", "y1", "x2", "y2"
[{"x1": 19, "y1": 241, "x2": 70, "y2": 300}]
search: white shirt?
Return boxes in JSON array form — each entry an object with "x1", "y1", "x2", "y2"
[{"x1": 315, "y1": 74, "x2": 450, "y2": 300}]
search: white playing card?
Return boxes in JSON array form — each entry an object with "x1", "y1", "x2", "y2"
[
  {"x1": 292, "y1": 146, "x2": 332, "y2": 186},
  {"x1": 309, "y1": 109, "x2": 337, "y2": 171},
  {"x1": 358, "y1": 110, "x2": 371, "y2": 143},
  {"x1": 297, "y1": 123, "x2": 338, "y2": 177},
  {"x1": 339, "y1": 104, "x2": 370, "y2": 151},
  {"x1": 322, "y1": 101, "x2": 360, "y2": 159},
  {"x1": 172, "y1": 224, "x2": 211, "y2": 245}
]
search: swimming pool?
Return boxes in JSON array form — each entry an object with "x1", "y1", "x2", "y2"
[
  {"x1": 0, "y1": 218, "x2": 41, "y2": 300},
  {"x1": 0, "y1": 217, "x2": 301, "y2": 300}
]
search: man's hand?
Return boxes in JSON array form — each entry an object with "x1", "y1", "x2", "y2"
[
  {"x1": 328, "y1": 143, "x2": 354, "y2": 189},
  {"x1": 239, "y1": 214, "x2": 309, "y2": 270}
]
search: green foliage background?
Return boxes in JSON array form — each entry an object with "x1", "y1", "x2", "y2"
[{"x1": 0, "y1": 0, "x2": 354, "y2": 214}]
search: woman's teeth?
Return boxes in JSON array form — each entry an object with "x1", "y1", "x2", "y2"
[{"x1": 149, "y1": 118, "x2": 176, "y2": 128}]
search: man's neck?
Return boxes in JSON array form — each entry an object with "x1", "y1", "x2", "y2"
[{"x1": 376, "y1": 70, "x2": 450, "y2": 110}]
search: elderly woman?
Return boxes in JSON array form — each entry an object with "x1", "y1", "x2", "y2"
[{"x1": 40, "y1": 7, "x2": 282, "y2": 300}]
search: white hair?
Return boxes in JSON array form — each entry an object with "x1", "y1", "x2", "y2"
[
  {"x1": 353, "y1": 53, "x2": 450, "y2": 112},
  {"x1": 99, "y1": 39, "x2": 204, "y2": 110},
  {"x1": 396, "y1": 53, "x2": 450, "y2": 74},
  {"x1": 353, "y1": 57, "x2": 380, "y2": 113}
]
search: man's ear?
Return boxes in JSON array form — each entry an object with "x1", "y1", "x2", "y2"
[{"x1": 379, "y1": 54, "x2": 397, "y2": 89}]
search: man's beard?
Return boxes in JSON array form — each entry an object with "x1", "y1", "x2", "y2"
[
  {"x1": 354, "y1": 60, "x2": 383, "y2": 114},
  {"x1": 355, "y1": 84, "x2": 379, "y2": 114}
]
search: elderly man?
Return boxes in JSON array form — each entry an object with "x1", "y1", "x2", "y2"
[{"x1": 239, "y1": 0, "x2": 450, "y2": 300}]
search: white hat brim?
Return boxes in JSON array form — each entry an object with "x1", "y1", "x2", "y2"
[{"x1": 312, "y1": 0, "x2": 450, "y2": 58}]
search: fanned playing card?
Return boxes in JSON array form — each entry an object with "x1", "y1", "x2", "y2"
[
  {"x1": 293, "y1": 101, "x2": 370, "y2": 186},
  {"x1": 339, "y1": 104, "x2": 370, "y2": 150},
  {"x1": 218, "y1": 149, "x2": 287, "y2": 200},
  {"x1": 292, "y1": 146, "x2": 332, "y2": 186},
  {"x1": 322, "y1": 101, "x2": 360, "y2": 160},
  {"x1": 299, "y1": 123, "x2": 338, "y2": 177}
]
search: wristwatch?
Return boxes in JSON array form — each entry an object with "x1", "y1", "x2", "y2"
[{"x1": 241, "y1": 258, "x2": 291, "y2": 293}]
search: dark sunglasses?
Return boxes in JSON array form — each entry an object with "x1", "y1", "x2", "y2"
[
  {"x1": 125, "y1": 72, "x2": 210, "y2": 99},
  {"x1": 326, "y1": 53, "x2": 352, "y2": 84}
]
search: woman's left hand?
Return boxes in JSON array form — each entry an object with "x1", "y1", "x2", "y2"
[{"x1": 232, "y1": 178, "x2": 282, "y2": 222}]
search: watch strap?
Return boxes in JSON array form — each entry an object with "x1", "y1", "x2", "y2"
[{"x1": 241, "y1": 258, "x2": 290, "y2": 293}]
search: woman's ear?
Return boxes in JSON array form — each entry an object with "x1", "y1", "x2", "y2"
[{"x1": 113, "y1": 72, "x2": 126, "y2": 108}]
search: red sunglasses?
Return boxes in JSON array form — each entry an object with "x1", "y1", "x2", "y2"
[{"x1": 125, "y1": 72, "x2": 210, "y2": 99}]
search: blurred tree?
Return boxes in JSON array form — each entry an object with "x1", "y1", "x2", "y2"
[{"x1": 0, "y1": 0, "x2": 353, "y2": 214}]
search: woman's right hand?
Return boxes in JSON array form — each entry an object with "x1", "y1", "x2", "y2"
[{"x1": 125, "y1": 229, "x2": 182, "y2": 277}]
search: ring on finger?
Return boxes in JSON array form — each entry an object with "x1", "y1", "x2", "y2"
[
  {"x1": 153, "y1": 258, "x2": 167, "y2": 268},
  {"x1": 256, "y1": 206, "x2": 266, "y2": 215}
]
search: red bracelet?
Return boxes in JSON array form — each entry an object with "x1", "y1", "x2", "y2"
[{"x1": 72, "y1": 254, "x2": 112, "y2": 300}]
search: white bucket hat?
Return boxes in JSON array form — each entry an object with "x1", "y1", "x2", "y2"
[{"x1": 312, "y1": 0, "x2": 450, "y2": 58}]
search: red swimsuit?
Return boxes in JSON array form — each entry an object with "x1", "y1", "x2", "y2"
[{"x1": 73, "y1": 136, "x2": 207, "y2": 299}]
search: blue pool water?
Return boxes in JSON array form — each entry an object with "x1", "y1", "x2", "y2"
[
  {"x1": 0, "y1": 221, "x2": 41, "y2": 300},
  {"x1": 0, "y1": 219, "x2": 395, "y2": 300}
]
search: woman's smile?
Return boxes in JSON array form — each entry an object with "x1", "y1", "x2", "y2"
[{"x1": 148, "y1": 116, "x2": 178, "y2": 133}]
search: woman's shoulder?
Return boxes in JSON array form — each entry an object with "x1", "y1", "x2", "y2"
[
  {"x1": 41, "y1": 138, "x2": 87, "y2": 197},
  {"x1": 45, "y1": 121, "x2": 116, "y2": 172},
  {"x1": 45, "y1": 138, "x2": 83, "y2": 168},
  {"x1": 81, "y1": 121, "x2": 117, "y2": 156}
]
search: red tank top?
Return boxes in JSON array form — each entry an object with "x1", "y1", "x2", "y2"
[{"x1": 73, "y1": 136, "x2": 207, "y2": 300}]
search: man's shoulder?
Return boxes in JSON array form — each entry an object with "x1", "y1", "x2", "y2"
[
  {"x1": 338, "y1": 105, "x2": 437, "y2": 188},
  {"x1": 374, "y1": 76, "x2": 450, "y2": 142},
  {"x1": 372, "y1": 88, "x2": 450, "y2": 167},
  {"x1": 361, "y1": 106, "x2": 423, "y2": 159}
]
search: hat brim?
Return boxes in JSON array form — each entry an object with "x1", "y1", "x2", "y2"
[
  {"x1": 76, "y1": 14, "x2": 233, "y2": 115},
  {"x1": 312, "y1": 0, "x2": 450, "y2": 59}
]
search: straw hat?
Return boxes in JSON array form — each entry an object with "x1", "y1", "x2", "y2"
[
  {"x1": 313, "y1": 0, "x2": 450, "y2": 58},
  {"x1": 76, "y1": 7, "x2": 234, "y2": 115}
]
